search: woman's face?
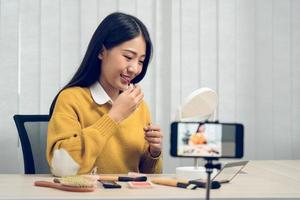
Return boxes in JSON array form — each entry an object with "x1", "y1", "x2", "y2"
[
  {"x1": 198, "y1": 125, "x2": 205, "y2": 133},
  {"x1": 99, "y1": 35, "x2": 146, "y2": 93}
]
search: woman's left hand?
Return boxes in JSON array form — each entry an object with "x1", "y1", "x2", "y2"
[{"x1": 144, "y1": 124, "x2": 163, "y2": 157}]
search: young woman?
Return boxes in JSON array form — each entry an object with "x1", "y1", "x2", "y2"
[{"x1": 46, "y1": 12, "x2": 163, "y2": 177}]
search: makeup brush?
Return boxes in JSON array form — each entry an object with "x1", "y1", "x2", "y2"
[
  {"x1": 188, "y1": 180, "x2": 221, "y2": 189},
  {"x1": 151, "y1": 178, "x2": 198, "y2": 190},
  {"x1": 151, "y1": 178, "x2": 221, "y2": 189},
  {"x1": 98, "y1": 175, "x2": 147, "y2": 182}
]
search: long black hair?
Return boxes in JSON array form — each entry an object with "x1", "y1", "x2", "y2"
[{"x1": 49, "y1": 12, "x2": 153, "y2": 116}]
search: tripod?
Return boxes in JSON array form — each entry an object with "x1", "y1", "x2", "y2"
[{"x1": 204, "y1": 158, "x2": 221, "y2": 200}]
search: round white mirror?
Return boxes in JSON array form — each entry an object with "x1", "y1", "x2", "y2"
[{"x1": 176, "y1": 88, "x2": 218, "y2": 121}]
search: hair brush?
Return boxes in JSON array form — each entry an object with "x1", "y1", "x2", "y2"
[{"x1": 34, "y1": 176, "x2": 95, "y2": 192}]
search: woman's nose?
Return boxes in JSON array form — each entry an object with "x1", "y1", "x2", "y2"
[{"x1": 128, "y1": 63, "x2": 139, "y2": 73}]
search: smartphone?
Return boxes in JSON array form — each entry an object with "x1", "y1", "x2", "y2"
[
  {"x1": 99, "y1": 180, "x2": 121, "y2": 189},
  {"x1": 170, "y1": 122, "x2": 244, "y2": 158}
]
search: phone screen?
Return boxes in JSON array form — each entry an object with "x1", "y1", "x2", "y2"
[{"x1": 171, "y1": 122, "x2": 243, "y2": 158}]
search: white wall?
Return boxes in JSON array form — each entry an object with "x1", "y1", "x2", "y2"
[{"x1": 0, "y1": 0, "x2": 299, "y2": 173}]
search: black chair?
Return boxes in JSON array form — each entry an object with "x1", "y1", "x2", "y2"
[{"x1": 13, "y1": 115, "x2": 51, "y2": 174}]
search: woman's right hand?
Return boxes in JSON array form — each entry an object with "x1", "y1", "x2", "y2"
[{"x1": 108, "y1": 84, "x2": 144, "y2": 123}]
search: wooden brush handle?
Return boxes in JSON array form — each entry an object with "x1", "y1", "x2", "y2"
[
  {"x1": 98, "y1": 175, "x2": 118, "y2": 181},
  {"x1": 150, "y1": 178, "x2": 178, "y2": 187},
  {"x1": 34, "y1": 181, "x2": 94, "y2": 192}
]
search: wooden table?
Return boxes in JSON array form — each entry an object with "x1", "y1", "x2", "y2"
[{"x1": 0, "y1": 160, "x2": 299, "y2": 200}]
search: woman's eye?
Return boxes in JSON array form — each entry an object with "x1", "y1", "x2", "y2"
[
  {"x1": 124, "y1": 55, "x2": 132, "y2": 60},
  {"x1": 139, "y1": 60, "x2": 144, "y2": 65}
]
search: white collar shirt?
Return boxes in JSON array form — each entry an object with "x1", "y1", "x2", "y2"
[{"x1": 89, "y1": 81, "x2": 113, "y2": 105}]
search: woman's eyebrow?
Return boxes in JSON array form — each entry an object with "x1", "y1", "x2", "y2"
[{"x1": 122, "y1": 49, "x2": 145, "y2": 58}]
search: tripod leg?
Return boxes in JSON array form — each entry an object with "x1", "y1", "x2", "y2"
[{"x1": 206, "y1": 171, "x2": 211, "y2": 200}]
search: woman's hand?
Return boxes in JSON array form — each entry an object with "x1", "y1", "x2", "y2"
[
  {"x1": 108, "y1": 84, "x2": 144, "y2": 123},
  {"x1": 144, "y1": 124, "x2": 163, "y2": 157}
]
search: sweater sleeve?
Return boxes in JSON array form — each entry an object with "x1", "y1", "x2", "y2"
[
  {"x1": 46, "y1": 89, "x2": 118, "y2": 176},
  {"x1": 139, "y1": 102, "x2": 163, "y2": 174},
  {"x1": 139, "y1": 144, "x2": 163, "y2": 173}
]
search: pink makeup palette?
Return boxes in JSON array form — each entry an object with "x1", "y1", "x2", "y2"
[{"x1": 128, "y1": 181, "x2": 153, "y2": 189}]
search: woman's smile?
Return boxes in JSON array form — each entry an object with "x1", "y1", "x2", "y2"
[{"x1": 120, "y1": 74, "x2": 132, "y2": 85}]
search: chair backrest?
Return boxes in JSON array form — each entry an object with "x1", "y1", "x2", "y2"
[{"x1": 13, "y1": 115, "x2": 50, "y2": 174}]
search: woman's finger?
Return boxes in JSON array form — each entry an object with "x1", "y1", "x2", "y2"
[
  {"x1": 135, "y1": 92, "x2": 144, "y2": 105},
  {"x1": 144, "y1": 130, "x2": 162, "y2": 138},
  {"x1": 131, "y1": 85, "x2": 141, "y2": 97},
  {"x1": 144, "y1": 124, "x2": 161, "y2": 131},
  {"x1": 144, "y1": 137, "x2": 162, "y2": 144}
]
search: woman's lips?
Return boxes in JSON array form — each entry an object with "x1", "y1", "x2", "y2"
[{"x1": 120, "y1": 74, "x2": 131, "y2": 85}]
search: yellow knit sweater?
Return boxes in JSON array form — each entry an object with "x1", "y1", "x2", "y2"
[{"x1": 47, "y1": 86, "x2": 162, "y2": 175}]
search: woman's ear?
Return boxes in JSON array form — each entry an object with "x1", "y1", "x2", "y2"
[
  {"x1": 98, "y1": 46, "x2": 107, "y2": 60},
  {"x1": 98, "y1": 53, "x2": 103, "y2": 60},
  {"x1": 98, "y1": 50, "x2": 103, "y2": 60}
]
